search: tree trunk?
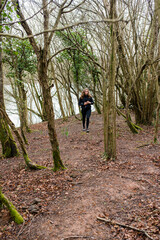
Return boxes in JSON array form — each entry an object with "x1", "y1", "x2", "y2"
[
  {"x1": 14, "y1": 0, "x2": 65, "y2": 171},
  {"x1": 105, "y1": 0, "x2": 117, "y2": 159},
  {"x1": 19, "y1": 76, "x2": 30, "y2": 133},
  {"x1": 28, "y1": 77, "x2": 45, "y2": 121},
  {"x1": 154, "y1": 0, "x2": 160, "y2": 142},
  {"x1": 0, "y1": 107, "x2": 47, "y2": 170},
  {"x1": 92, "y1": 68, "x2": 101, "y2": 114},
  {"x1": 50, "y1": 61, "x2": 66, "y2": 120},
  {"x1": 66, "y1": 72, "x2": 75, "y2": 115},
  {"x1": 38, "y1": 51, "x2": 65, "y2": 171},
  {"x1": 0, "y1": 1, "x2": 19, "y2": 157},
  {"x1": 17, "y1": 79, "x2": 28, "y2": 144},
  {"x1": 0, "y1": 188, "x2": 23, "y2": 224},
  {"x1": 103, "y1": 72, "x2": 107, "y2": 153}
]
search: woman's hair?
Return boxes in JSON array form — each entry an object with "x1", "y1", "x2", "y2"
[{"x1": 80, "y1": 88, "x2": 91, "y2": 99}]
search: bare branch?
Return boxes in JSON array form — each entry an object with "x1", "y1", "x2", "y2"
[
  {"x1": 0, "y1": 0, "x2": 8, "y2": 14},
  {"x1": 47, "y1": 46, "x2": 75, "y2": 64},
  {"x1": 0, "y1": 17, "x2": 123, "y2": 40},
  {"x1": 3, "y1": 0, "x2": 52, "y2": 26},
  {"x1": 63, "y1": 0, "x2": 86, "y2": 14},
  {"x1": 12, "y1": 0, "x2": 39, "y2": 54},
  {"x1": 47, "y1": 0, "x2": 68, "y2": 46}
]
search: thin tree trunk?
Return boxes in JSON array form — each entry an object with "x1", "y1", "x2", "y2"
[
  {"x1": 92, "y1": 68, "x2": 101, "y2": 114},
  {"x1": 50, "y1": 61, "x2": 66, "y2": 120},
  {"x1": 67, "y1": 71, "x2": 75, "y2": 115},
  {"x1": 17, "y1": 80, "x2": 28, "y2": 144},
  {"x1": 103, "y1": 72, "x2": 107, "y2": 153},
  {"x1": 105, "y1": 0, "x2": 116, "y2": 159}
]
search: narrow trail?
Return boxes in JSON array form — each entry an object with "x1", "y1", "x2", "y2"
[
  {"x1": 0, "y1": 113, "x2": 159, "y2": 240},
  {"x1": 25, "y1": 113, "x2": 160, "y2": 240}
]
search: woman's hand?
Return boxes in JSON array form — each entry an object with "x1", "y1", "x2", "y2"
[{"x1": 84, "y1": 101, "x2": 91, "y2": 105}]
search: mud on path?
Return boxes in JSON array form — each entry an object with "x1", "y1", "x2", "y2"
[{"x1": 0, "y1": 113, "x2": 160, "y2": 240}]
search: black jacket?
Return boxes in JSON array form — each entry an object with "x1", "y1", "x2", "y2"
[{"x1": 79, "y1": 96, "x2": 94, "y2": 110}]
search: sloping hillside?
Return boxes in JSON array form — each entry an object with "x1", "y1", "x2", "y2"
[{"x1": 0, "y1": 113, "x2": 160, "y2": 240}]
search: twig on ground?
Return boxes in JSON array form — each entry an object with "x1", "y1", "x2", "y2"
[
  {"x1": 16, "y1": 216, "x2": 36, "y2": 239},
  {"x1": 137, "y1": 144, "x2": 150, "y2": 148},
  {"x1": 16, "y1": 220, "x2": 26, "y2": 238},
  {"x1": 97, "y1": 217, "x2": 155, "y2": 240},
  {"x1": 61, "y1": 236, "x2": 95, "y2": 240}
]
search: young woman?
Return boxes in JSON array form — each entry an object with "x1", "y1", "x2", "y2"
[{"x1": 79, "y1": 88, "x2": 94, "y2": 132}]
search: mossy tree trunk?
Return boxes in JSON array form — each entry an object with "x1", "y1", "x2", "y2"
[
  {"x1": 0, "y1": 2, "x2": 19, "y2": 158},
  {"x1": 0, "y1": 119, "x2": 19, "y2": 157},
  {"x1": 0, "y1": 107, "x2": 47, "y2": 170},
  {"x1": 0, "y1": 187, "x2": 23, "y2": 224},
  {"x1": 38, "y1": 51, "x2": 65, "y2": 171},
  {"x1": 15, "y1": 0, "x2": 65, "y2": 171}
]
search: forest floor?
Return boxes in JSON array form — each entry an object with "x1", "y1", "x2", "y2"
[{"x1": 0, "y1": 112, "x2": 160, "y2": 240}]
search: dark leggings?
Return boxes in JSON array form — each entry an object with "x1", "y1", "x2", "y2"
[{"x1": 82, "y1": 108, "x2": 91, "y2": 129}]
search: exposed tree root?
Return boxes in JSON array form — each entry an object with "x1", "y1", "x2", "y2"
[{"x1": 97, "y1": 217, "x2": 155, "y2": 240}]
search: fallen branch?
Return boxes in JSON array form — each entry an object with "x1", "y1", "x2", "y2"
[{"x1": 97, "y1": 217, "x2": 155, "y2": 240}]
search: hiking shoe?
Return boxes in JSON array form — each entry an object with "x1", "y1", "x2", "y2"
[
  {"x1": 83, "y1": 128, "x2": 86, "y2": 131},
  {"x1": 86, "y1": 129, "x2": 89, "y2": 133}
]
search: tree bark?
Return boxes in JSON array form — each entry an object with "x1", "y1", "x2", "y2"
[
  {"x1": 50, "y1": 61, "x2": 66, "y2": 120},
  {"x1": 0, "y1": 0, "x2": 19, "y2": 157},
  {"x1": 154, "y1": 0, "x2": 160, "y2": 142},
  {"x1": 0, "y1": 107, "x2": 47, "y2": 170},
  {"x1": 0, "y1": 188, "x2": 23, "y2": 224},
  {"x1": 38, "y1": 50, "x2": 65, "y2": 171},
  {"x1": 14, "y1": 0, "x2": 65, "y2": 171},
  {"x1": 105, "y1": 0, "x2": 116, "y2": 159}
]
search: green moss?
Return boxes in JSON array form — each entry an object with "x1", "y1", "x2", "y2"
[
  {"x1": 53, "y1": 150, "x2": 66, "y2": 172},
  {"x1": 0, "y1": 191, "x2": 23, "y2": 224},
  {"x1": 0, "y1": 119, "x2": 19, "y2": 158},
  {"x1": 23, "y1": 154, "x2": 47, "y2": 170},
  {"x1": 154, "y1": 137, "x2": 157, "y2": 143}
]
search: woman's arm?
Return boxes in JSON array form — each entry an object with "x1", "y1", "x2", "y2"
[
  {"x1": 89, "y1": 97, "x2": 94, "y2": 105},
  {"x1": 79, "y1": 98, "x2": 84, "y2": 106}
]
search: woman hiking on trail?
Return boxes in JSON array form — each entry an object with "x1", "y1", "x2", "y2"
[{"x1": 79, "y1": 88, "x2": 94, "y2": 133}]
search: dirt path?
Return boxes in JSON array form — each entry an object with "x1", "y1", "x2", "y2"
[{"x1": 0, "y1": 113, "x2": 160, "y2": 240}]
